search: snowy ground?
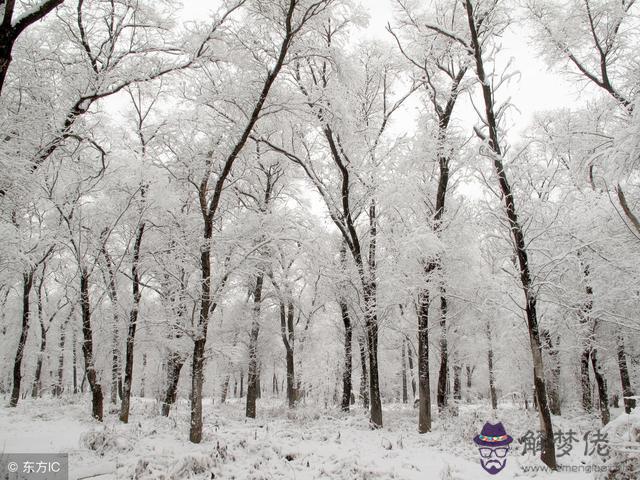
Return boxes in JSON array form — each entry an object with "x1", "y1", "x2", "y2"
[{"x1": 0, "y1": 396, "x2": 637, "y2": 479}]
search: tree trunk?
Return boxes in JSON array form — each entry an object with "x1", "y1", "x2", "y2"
[
  {"x1": 54, "y1": 318, "x2": 68, "y2": 397},
  {"x1": 364, "y1": 199, "x2": 383, "y2": 428},
  {"x1": 591, "y1": 349, "x2": 610, "y2": 426},
  {"x1": 617, "y1": 334, "x2": 636, "y2": 413},
  {"x1": 31, "y1": 320, "x2": 47, "y2": 398},
  {"x1": 340, "y1": 300, "x2": 353, "y2": 411},
  {"x1": 80, "y1": 268, "x2": 104, "y2": 421},
  {"x1": 465, "y1": 364, "x2": 475, "y2": 389},
  {"x1": 101, "y1": 240, "x2": 122, "y2": 406},
  {"x1": 401, "y1": 338, "x2": 408, "y2": 404},
  {"x1": 358, "y1": 331, "x2": 369, "y2": 409},
  {"x1": 240, "y1": 370, "x2": 244, "y2": 398},
  {"x1": 72, "y1": 329, "x2": 78, "y2": 394},
  {"x1": 120, "y1": 221, "x2": 145, "y2": 423},
  {"x1": 271, "y1": 368, "x2": 278, "y2": 396},
  {"x1": 221, "y1": 374, "x2": 231, "y2": 403},
  {"x1": 10, "y1": 271, "x2": 34, "y2": 407},
  {"x1": 541, "y1": 329, "x2": 561, "y2": 415},
  {"x1": 279, "y1": 300, "x2": 296, "y2": 408},
  {"x1": 190, "y1": 210, "x2": 214, "y2": 443},
  {"x1": 462, "y1": 0, "x2": 556, "y2": 468},
  {"x1": 31, "y1": 274, "x2": 47, "y2": 398},
  {"x1": 417, "y1": 285, "x2": 432, "y2": 433},
  {"x1": 161, "y1": 352, "x2": 185, "y2": 417},
  {"x1": 246, "y1": 273, "x2": 264, "y2": 419},
  {"x1": 487, "y1": 318, "x2": 497, "y2": 410},
  {"x1": 581, "y1": 348, "x2": 593, "y2": 411},
  {"x1": 407, "y1": 339, "x2": 416, "y2": 399},
  {"x1": 437, "y1": 292, "x2": 448, "y2": 410},
  {"x1": 453, "y1": 364, "x2": 462, "y2": 400}
]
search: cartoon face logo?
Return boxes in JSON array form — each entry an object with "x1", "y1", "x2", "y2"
[{"x1": 473, "y1": 422, "x2": 513, "y2": 475}]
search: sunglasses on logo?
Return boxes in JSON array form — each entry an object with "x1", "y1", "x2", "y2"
[{"x1": 479, "y1": 447, "x2": 509, "y2": 458}]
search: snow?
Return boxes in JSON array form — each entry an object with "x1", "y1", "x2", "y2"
[{"x1": 0, "y1": 397, "x2": 633, "y2": 479}]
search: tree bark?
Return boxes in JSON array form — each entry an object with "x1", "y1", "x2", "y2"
[
  {"x1": 54, "y1": 316, "x2": 68, "y2": 397},
  {"x1": 31, "y1": 273, "x2": 47, "y2": 398},
  {"x1": 401, "y1": 338, "x2": 408, "y2": 404},
  {"x1": 591, "y1": 348, "x2": 610, "y2": 426},
  {"x1": 406, "y1": 337, "x2": 416, "y2": 399},
  {"x1": 119, "y1": 221, "x2": 145, "y2": 423},
  {"x1": 340, "y1": 300, "x2": 353, "y2": 411},
  {"x1": 365, "y1": 199, "x2": 383, "y2": 428},
  {"x1": 581, "y1": 348, "x2": 593, "y2": 412},
  {"x1": 72, "y1": 329, "x2": 78, "y2": 394},
  {"x1": 80, "y1": 268, "x2": 103, "y2": 421},
  {"x1": 487, "y1": 318, "x2": 497, "y2": 410},
  {"x1": 10, "y1": 271, "x2": 34, "y2": 407},
  {"x1": 465, "y1": 364, "x2": 475, "y2": 389},
  {"x1": 285, "y1": 301, "x2": 295, "y2": 408},
  {"x1": 453, "y1": 364, "x2": 462, "y2": 401},
  {"x1": 357, "y1": 330, "x2": 369, "y2": 409},
  {"x1": 101, "y1": 238, "x2": 121, "y2": 405},
  {"x1": 617, "y1": 334, "x2": 636, "y2": 413},
  {"x1": 246, "y1": 272, "x2": 264, "y2": 419},
  {"x1": 417, "y1": 285, "x2": 432, "y2": 433},
  {"x1": 437, "y1": 292, "x2": 448, "y2": 410},
  {"x1": 541, "y1": 329, "x2": 561, "y2": 415},
  {"x1": 161, "y1": 352, "x2": 185, "y2": 417}
]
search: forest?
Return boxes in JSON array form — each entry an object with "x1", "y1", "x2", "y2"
[{"x1": 0, "y1": 0, "x2": 639, "y2": 479}]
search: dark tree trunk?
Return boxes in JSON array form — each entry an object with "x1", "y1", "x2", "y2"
[
  {"x1": 465, "y1": 364, "x2": 475, "y2": 389},
  {"x1": 10, "y1": 271, "x2": 34, "y2": 407},
  {"x1": 140, "y1": 353, "x2": 147, "y2": 398},
  {"x1": 240, "y1": 370, "x2": 244, "y2": 398},
  {"x1": 120, "y1": 221, "x2": 145, "y2": 423},
  {"x1": 358, "y1": 331, "x2": 369, "y2": 409},
  {"x1": 453, "y1": 364, "x2": 462, "y2": 400},
  {"x1": 190, "y1": 215, "x2": 213, "y2": 443},
  {"x1": 364, "y1": 199, "x2": 383, "y2": 428},
  {"x1": 279, "y1": 300, "x2": 296, "y2": 408},
  {"x1": 541, "y1": 329, "x2": 561, "y2": 415},
  {"x1": 579, "y1": 262, "x2": 594, "y2": 413},
  {"x1": 80, "y1": 269, "x2": 103, "y2": 421},
  {"x1": 437, "y1": 292, "x2": 448, "y2": 410},
  {"x1": 401, "y1": 338, "x2": 408, "y2": 404},
  {"x1": 72, "y1": 329, "x2": 78, "y2": 394},
  {"x1": 591, "y1": 349, "x2": 610, "y2": 426},
  {"x1": 487, "y1": 319, "x2": 497, "y2": 410},
  {"x1": 246, "y1": 273, "x2": 264, "y2": 419},
  {"x1": 54, "y1": 319, "x2": 67, "y2": 397},
  {"x1": 461, "y1": 0, "x2": 557, "y2": 469},
  {"x1": 161, "y1": 352, "x2": 185, "y2": 417},
  {"x1": 31, "y1": 274, "x2": 47, "y2": 398},
  {"x1": 617, "y1": 334, "x2": 636, "y2": 413},
  {"x1": 271, "y1": 369, "x2": 278, "y2": 396},
  {"x1": 417, "y1": 285, "x2": 432, "y2": 433},
  {"x1": 31, "y1": 320, "x2": 47, "y2": 398},
  {"x1": 581, "y1": 348, "x2": 593, "y2": 412},
  {"x1": 340, "y1": 300, "x2": 353, "y2": 411}
]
